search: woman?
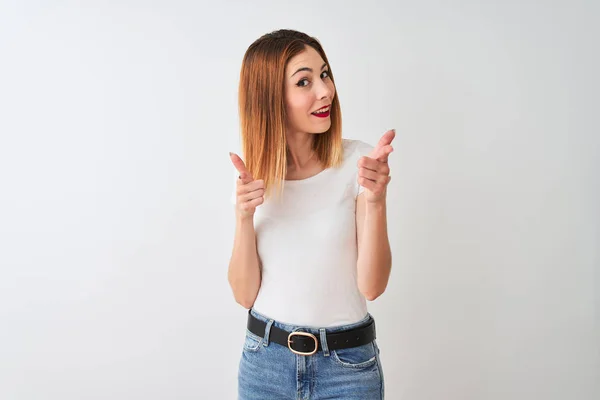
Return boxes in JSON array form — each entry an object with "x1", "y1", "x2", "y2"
[{"x1": 228, "y1": 29, "x2": 394, "y2": 399}]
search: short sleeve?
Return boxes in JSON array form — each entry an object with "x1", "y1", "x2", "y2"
[{"x1": 355, "y1": 140, "x2": 375, "y2": 196}]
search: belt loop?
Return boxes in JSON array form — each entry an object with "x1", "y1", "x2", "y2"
[
  {"x1": 319, "y1": 328, "x2": 330, "y2": 357},
  {"x1": 263, "y1": 319, "x2": 274, "y2": 347}
]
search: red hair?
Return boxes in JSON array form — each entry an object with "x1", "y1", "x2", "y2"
[{"x1": 238, "y1": 29, "x2": 343, "y2": 200}]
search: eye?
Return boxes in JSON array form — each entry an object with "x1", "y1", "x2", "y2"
[
  {"x1": 296, "y1": 70, "x2": 331, "y2": 88},
  {"x1": 296, "y1": 78, "x2": 309, "y2": 87}
]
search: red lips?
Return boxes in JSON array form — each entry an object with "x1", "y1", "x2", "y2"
[{"x1": 312, "y1": 110, "x2": 330, "y2": 118}]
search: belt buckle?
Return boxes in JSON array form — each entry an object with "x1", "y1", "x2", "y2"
[{"x1": 287, "y1": 331, "x2": 318, "y2": 356}]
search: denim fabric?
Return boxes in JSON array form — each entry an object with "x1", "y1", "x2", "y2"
[{"x1": 238, "y1": 308, "x2": 385, "y2": 399}]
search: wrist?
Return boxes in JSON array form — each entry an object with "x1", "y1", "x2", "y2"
[
  {"x1": 366, "y1": 196, "x2": 386, "y2": 207},
  {"x1": 236, "y1": 213, "x2": 255, "y2": 224}
]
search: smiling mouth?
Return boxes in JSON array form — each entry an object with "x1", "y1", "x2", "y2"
[{"x1": 311, "y1": 105, "x2": 331, "y2": 117}]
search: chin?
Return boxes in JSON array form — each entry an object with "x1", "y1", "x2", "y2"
[{"x1": 308, "y1": 122, "x2": 332, "y2": 135}]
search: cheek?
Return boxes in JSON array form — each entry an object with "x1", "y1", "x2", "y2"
[{"x1": 286, "y1": 92, "x2": 314, "y2": 117}]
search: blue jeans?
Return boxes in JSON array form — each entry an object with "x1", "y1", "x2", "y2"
[{"x1": 238, "y1": 308, "x2": 385, "y2": 399}]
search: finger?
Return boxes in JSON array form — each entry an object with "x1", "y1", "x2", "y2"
[
  {"x1": 242, "y1": 179, "x2": 265, "y2": 192},
  {"x1": 358, "y1": 156, "x2": 377, "y2": 170},
  {"x1": 240, "y1": 196, "x2": 264, "y2": 211},
  {"x1": 379, "y1": 145, "x2": 394, "y2": 163},
  {"x1": 358, "y1": 156, "x2": 391, "y2": 174},
  {"x1": 358, "y1": 176, "x2": 377, "y2": 191},
  {"x1": 359, "y1": 167, "x2": 389, "y2": 185},
  {"x1": 236, "y1": 175, "x2": 254, "y2": 186},
  {"x1": 238, "y1": 187, "x2": 265, "y2": 202},
  {"x1": 229, "y1": 152, "x2": 253, "y2": 182},
  {"x1": 237, "y1": 179, "x2": 264, "y2": 193},
  {"x1": 368, "y1": 129, "x2": 396, "y2": 159},
  {"x1": 371, "y1": 144, "x2": 394, "y2": 163},
  {"x1": 238, "y1": 179, "x2": 264, "y2": 193},
  {"x1": 358, "y1": 175, "x2": 391, "y2": 194},
  {"x1": 376, "y1": 129, "x2": 396, "y2": 148}
]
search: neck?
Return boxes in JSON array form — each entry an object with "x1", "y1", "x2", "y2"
[{"x1": 286, "y1": 133, "x2": 316, "y2": 170}]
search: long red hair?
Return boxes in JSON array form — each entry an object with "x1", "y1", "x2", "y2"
[{"x1": 238, "y1": 29, "x2": 343, "y2": 200}]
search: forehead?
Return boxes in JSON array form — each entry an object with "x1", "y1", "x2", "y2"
[{"x1": 286, "y1": 46, "x2": 325, "y2": 74}]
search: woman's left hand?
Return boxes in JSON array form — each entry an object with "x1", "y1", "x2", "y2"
[{"x1": 357, "y1": 129, "x2": 396, "y2": 203}]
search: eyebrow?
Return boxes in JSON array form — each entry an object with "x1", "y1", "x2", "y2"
[{"x1": 291, "y1": 62, "x2": 328, "y2": 77}]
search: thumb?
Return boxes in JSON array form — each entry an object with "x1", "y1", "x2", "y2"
[
  {"x1": 229, "y1": 152, "x2": 253, "y2": 182},
  {"x1": 370, "y1": 144, "x2": 394, "y2": 163}
]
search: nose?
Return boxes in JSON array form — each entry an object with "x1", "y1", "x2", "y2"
[{"x1": 315, "y1": 77, "x2": 333, "y2": 101}]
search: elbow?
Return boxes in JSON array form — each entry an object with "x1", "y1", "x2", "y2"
[
  {"x1": 236, "y1": 297, "x2": 255, "y2": 309},
  {"x1": 230, "y1": 287, "x2": 256, "y2": 309},
  {"x1": 228, "y1": 276, "x2": 258, "y2": 309},
  {"x1": 359, "y1": 280, "x2": 388, "y2": 301},
  {"x1": 360, "y1": 283, "x2": 386, "y2": 301},
  {"x1": 362, "y1": 289, "x2": 384, "y2": 301}
]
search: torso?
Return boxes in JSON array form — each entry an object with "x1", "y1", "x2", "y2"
[{"x1": 248, "y1": 139, "x2": 375, "y2": 327}]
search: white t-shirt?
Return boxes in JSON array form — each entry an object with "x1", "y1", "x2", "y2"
[{"x1": 230, "y1": 138, "x2": 375, "y2": 327}]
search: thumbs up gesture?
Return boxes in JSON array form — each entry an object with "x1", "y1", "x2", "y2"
[
  {"x1": 229, "y1": 152, "x2": 265, "y2": 219},
  {"x1": 357, "y1": 129, "x2": 395, "y2": 203}
]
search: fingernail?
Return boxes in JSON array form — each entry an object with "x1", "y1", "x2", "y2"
[
  {"x1": 392, "y1": 129, "x2": 396, "y2": 133},
  {"x1": 229, "y1": 152, "x2": 233, "y2": 156}
]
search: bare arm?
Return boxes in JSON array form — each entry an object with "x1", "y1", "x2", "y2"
[
  {"x1": 355, "y1": 130, "x2": 395, "y2": 301},
  {"x1": 227, "y1": 152, "x2": 264, "y2": 309},
  {"x1": 356, "y1": 194, "x2": 392, "y2": 301},
  {"x1": 228, "y1": 214, "x2": 262, "y2": 309}
]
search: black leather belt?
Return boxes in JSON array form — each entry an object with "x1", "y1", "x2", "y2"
[{"x1": 247, "y1": 310, "x2": 376, "y2": 356}]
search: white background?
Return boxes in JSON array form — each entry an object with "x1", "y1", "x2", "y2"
[{"x1": 0, "y1": 0, "x2": 598, "y2": 399}]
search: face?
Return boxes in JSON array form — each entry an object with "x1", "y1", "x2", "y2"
[{"x1": 284, "y1": 46, "x2": 336, "y2": 135}]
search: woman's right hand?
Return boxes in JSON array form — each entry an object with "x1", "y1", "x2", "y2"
[{"x1": 229, "y1": 152, "x2": 265, "y2": 219}]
